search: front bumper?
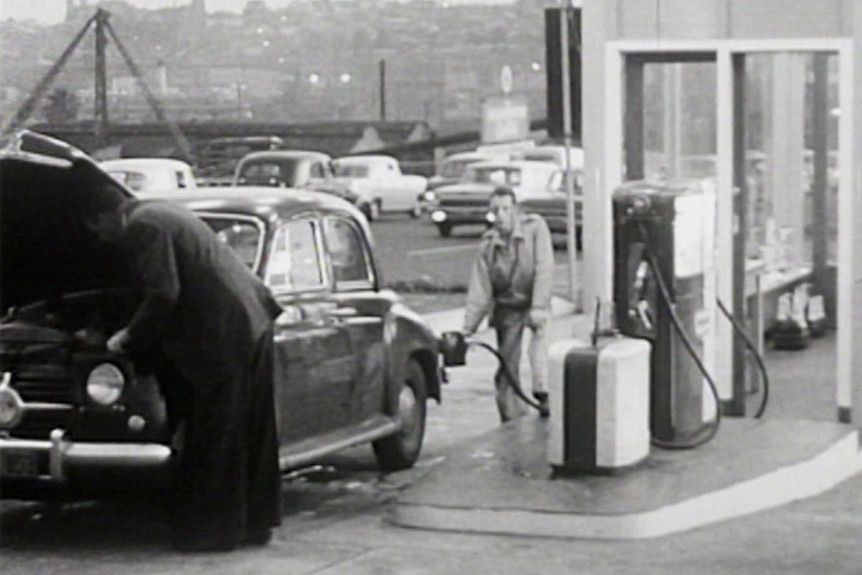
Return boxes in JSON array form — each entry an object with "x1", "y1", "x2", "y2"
[{"x1": 0, "y1": 428, "x2": 172, "y2": 484}]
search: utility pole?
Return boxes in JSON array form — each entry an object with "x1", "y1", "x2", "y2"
[
  {"x1": 94, "y1": 9, "x2": 110, "y2": 148},
  {"x1": 379, "y1": 59, "x2": 386, "y2": 121},
  {"x1": 560, "y1": 5, "x2": 581, "y2": 307}
]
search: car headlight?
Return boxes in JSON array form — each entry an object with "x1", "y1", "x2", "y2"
[
  {"x1": 430, "y1": 210, "x2": 447, "y2": 223},
  {"x1": 422, "y1": 190, "x2": 436, "y2": 202},
  {"x1": 87, "y1": 363, "x2": 125, "y2": 405},
  {"x1": 485, "y1": 212, "x2": 497, "y2": 224},
  {"x1": 0, "y1": 373, "x2": 24, "y2": 428}
]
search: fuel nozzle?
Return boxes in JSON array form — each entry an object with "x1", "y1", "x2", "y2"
[{"x1": 437, "y1": 330, "x2": 468, "y2": 367}]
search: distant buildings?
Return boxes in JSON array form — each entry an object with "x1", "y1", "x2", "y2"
[{"x1": 1, "y1": 0, "x2": 555, "y2": 133}]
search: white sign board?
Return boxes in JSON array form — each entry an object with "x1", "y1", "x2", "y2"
[{"x1": 481, "y1": 94, "x2": 529, "y2": 144}]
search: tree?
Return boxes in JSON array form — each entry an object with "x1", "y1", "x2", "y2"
[{"x1": 42, "y1": 87, "x2": 80, "y2": 124}]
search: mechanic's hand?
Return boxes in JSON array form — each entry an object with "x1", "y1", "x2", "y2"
[
  {"x1": 107, "y1": 328, "x2": 130, "y2": 353},
  {"x1": 527, "y1": 309, "x2": 549, "y2": 330}
]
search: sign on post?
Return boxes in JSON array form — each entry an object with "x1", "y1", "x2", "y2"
[{"x1": 481, "y1": 94, "x2": 529, "y2": 144}]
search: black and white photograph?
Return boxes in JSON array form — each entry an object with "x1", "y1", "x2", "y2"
[{"x1": 1, "y1": 0, "x2": 860, "y2": 573}]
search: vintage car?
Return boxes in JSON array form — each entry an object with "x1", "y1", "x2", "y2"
[
  {"x1": 418, "y1": 151, "x2": 503, "y2": 216},
  {"x1": 0, "y1": 131, "x2": 442, "y2": 499},
  {"x1": 518, "y1": 144, "x2": 584, "y2": 171},
  {"x1": 232, "y1": 149, "x2": 373, "y2": 219},
  {"x1": 518, "y1": 175, "x2": 584, "y2": 251},
  {"x1": 194, "y1": 135, "x2": 285, "y2": 186},
  {"x1": 100, "y1": 157, "x2": 198, "y2": 193},
  {"x1": 333, "y1": 154, "x2": 428, "y2": 219},
  {"x1": 428, "y1": 159, "x2": 582, "y2": 244},
  {"x1": 426, "y1": 151, "x2": 504, "y2": 191}
]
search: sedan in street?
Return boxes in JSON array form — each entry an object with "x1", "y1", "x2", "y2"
[
  {"x1": 100, "y1": 157, "x2": 197, "y2": 193},
  {"x1": 428, "y1": 159, "x2": 582, "y2": 244},
  {"x1": 0, "y1": 131, "x2": 442, "y2": 500}
]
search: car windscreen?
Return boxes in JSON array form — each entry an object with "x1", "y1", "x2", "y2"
[
  {"x1": 441, "y1": 160, "x2": 477, "y2": 178},
  {"x1": 200, "y1": 214, "x2": 264, "y2": 270},
  {"x1": 236, "y1": 161, "x2": 300, "y2": 187},
  {"x1": 106, "y1": 170, "x2": 149, "y2": 191},
  {"x1": 468, "y1": 167, "x2": 522, "y2": 186}
]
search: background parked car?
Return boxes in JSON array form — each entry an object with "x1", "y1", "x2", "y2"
[
  {"x1": 194, "y1": 135, "x2": 284, "y2": 186},
  {"x1": 428, "y1": 159, "x2": 579, "y2": 238},
  {"x1": 232, "y1": 149, "x2": 370, "y2": 216},
  {"x1": 518, "y1": 169, "x2": 583, "y2": 251},
  {"x1": 334, "y1": 154, "x2": 428, "y2": 219},
  {"x1": 0, "y1": 131, "x2": 441, "y2": 500},
  {"x1": 100, "y1": 157, "x2": 197, "y2": 193},
  {"x1": 426, "y1": 151, "x2": 504, "y2": 191},
  {"x1": 418, "y1": 150, "x2": 503, "y2": 217}
]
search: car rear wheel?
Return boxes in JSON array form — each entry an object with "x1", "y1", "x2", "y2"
[
  {"x1": 437, "y1": 222, "x2": 452, "y2": 237},
  {"x1": 373, "y1": 358, "x2": 427, "y2": 471}
]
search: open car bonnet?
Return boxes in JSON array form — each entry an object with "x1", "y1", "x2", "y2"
[{"x1": 0, "y1": 131, "x2": 134, "y2": 316}]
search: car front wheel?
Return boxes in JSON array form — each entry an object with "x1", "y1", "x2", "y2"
[
  {"x1": 437, "y1": 222, "x2": 452, "y2": 237},
  {"x1": 373, "y1": 358, "x2": 427, "y2": 471}
]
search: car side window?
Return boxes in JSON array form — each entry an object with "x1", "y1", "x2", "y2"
[
  {"x1": 323, "y1": 217, "x2": 373, "y2": 288},
  {"x1": 309, "y1": 162, "x2": 325, "y2": 179},
  {"x1": 265, "y1": 218, "x2": 325, "y2": 293},
  {"x1": 241, "y1": 163, "x2": 282, "y2": 186}
]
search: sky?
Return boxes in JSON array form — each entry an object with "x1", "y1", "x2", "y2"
[
  {"x1": 0, "y1": 0, "x2": 288, "y2": 25},
  {"x1": 0, "y1": 0, "x2": 508, "y2": 26}
]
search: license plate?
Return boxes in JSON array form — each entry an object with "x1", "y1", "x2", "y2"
[{"x1": 0, "y1": 452, "x2": 39, "y2": 478}]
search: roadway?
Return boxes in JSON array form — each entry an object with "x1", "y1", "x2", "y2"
[
  {"x1": 370, "y1": 213, "x2": 483, "y2": 289},
  {"x1": 370, "y1": 212, "x2": 576, "y2": 298}
]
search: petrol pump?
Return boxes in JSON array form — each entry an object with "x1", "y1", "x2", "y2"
[{"x1": 612, "y1": 179, "x2": 718, "y2": 446}]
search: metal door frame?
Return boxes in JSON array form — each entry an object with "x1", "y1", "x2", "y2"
[{"x1": 606, "y1": 38, "x2": 854, "y2": 420}]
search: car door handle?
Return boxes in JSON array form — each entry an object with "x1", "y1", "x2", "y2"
[{"x1": 275, "y1": 305, "x2": 303, "y2": 326}]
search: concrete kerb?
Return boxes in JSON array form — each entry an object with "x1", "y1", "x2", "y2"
[{"x1": 389, "y1": 421, "x2": 862, "y2": 540}]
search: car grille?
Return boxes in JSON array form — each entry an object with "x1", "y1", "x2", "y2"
[
  {"x1": 12, "y1": 366, "x2": 74, "y2": 403},
  {"x1": 438, "y1": 196, "x2": 488, "y2": 208},
  {"x1": 1, "y1": 349, "x2": 76, "y2": 438}
]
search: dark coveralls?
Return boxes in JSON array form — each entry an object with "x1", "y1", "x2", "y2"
[
  {"x1": 119, "y1": 200, "x2": 282, "y2": 549},
  {"x1": 463, "y1": 213, "x2": 554, "y2": 422}
]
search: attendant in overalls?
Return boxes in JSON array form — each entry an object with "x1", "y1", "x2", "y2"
[{"x1": 462, "y1": 186, "x2": 554, "y2": 421}]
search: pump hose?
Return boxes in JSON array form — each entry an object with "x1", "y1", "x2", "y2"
[
  {"x1": 464, "y1": 340, "x2": 544, "y2": 412},
  {"x1": 715, "y1": 298, "x2": 770, "y2": 418},
  {"x1": 646, "y1": 253, "x2": 722, "y2": 450}
]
